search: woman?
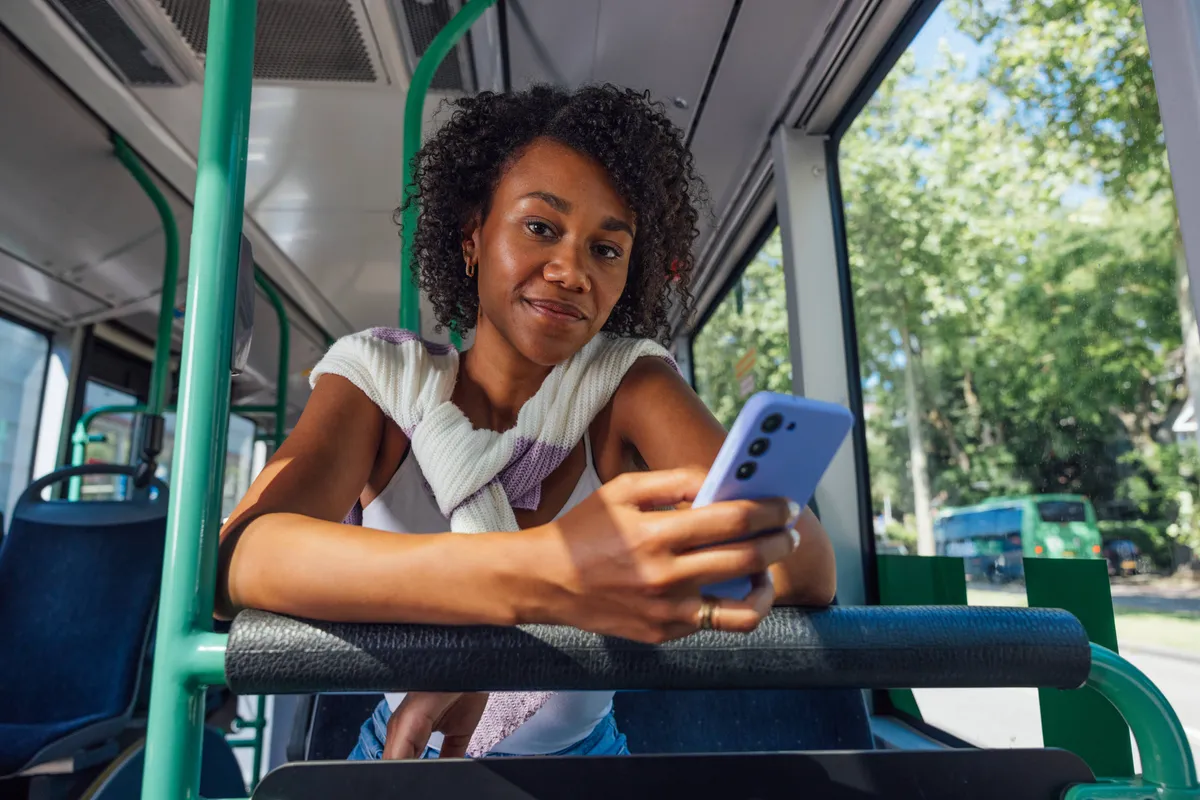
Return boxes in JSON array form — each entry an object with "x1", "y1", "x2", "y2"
[{"x1": 216, "y1": 84, "x2": 836, "y2": 762}]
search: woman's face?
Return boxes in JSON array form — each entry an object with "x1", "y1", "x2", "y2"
[{"x1": 465, "y1": 137, "x2": 636, "y2": 366}]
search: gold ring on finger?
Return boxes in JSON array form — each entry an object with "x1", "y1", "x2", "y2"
[{"x1": 698, "y1": 596, "x2": 718, "y2": 631}]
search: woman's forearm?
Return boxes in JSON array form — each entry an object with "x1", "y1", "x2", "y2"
[{"x1": 219, "y1": 513, "x2": 543, "y2": 625}]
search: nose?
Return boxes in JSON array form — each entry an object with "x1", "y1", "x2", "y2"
[{"x1": 542, "y1": 241, "x2": 590, "y2": 292}]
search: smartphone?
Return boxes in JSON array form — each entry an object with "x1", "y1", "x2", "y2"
[{"x1": 695, "y1": 391, "x2": 855, "y2": 600}]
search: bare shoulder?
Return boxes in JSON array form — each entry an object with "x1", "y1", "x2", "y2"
[{"x1": 591, "y1": 355, "x2": 726, "y2": 477}]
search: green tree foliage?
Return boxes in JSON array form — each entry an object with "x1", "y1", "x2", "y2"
[
  {"x1": 692, "y1": 1, "x2": 1189, "y2": 555},
  {"x1": 693, "y1": 233, "x2": 792, "y2": 429}
]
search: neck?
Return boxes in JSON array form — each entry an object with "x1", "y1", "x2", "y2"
[{"x1": 454, "y1": 321, "x2": 554, "y2": 432}]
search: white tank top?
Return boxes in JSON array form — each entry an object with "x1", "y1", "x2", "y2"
[{"x1": 361, "y1": 433, "x2": 613, "y2": 755}]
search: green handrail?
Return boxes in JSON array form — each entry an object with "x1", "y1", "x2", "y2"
[
  {"x1": 67, "y1": 135, "x2": 180, "y2": 498},
  {"x1": 140, "y1": 0, "x2": 254, "y2": 796},
  {"x1": 112, "y1": 133, "x2": 180, "y2": 417},
  {"x1": 252, "y1": 269, "x2": 289, "y2": 448},
  {"x1": 1063, "y1": 643, "x2": 1199, "y2": 799},
  {"x1": 400, "y1": 0, "x2": 497, "y2": 338}
]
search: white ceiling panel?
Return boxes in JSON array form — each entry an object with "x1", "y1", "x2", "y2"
[{"x1": 0, "y1": 246, "x2": 107, "y2": 322}]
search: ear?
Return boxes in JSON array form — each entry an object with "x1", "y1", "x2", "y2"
[{"x1": 461, "y1": 213, "x2": 482, "y2": 263}]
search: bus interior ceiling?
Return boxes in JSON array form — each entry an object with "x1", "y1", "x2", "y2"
[
  {"x1": 1, "y1": 0, "x2": 917, "y2": 352},
  {"x1": 0, "y1": 21, "x2": 331, "y2": 434}
]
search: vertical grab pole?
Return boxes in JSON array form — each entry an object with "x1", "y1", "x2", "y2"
[
  {"x1": 253, "y1": 270, "x2": 290, "y2": 448},
  {"x1": 241, "y1": 269, "x2": 289, "y2": 789},
  {"x1": 400, "y1": 0, "x2": 497, "y2": 341},
  {"x1": 141, "y1": 1, "x2": 256, "y2": 798}
]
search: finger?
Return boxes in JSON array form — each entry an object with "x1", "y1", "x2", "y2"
[
  {"x1": 669, "y1": 531, "x2": 796, "y2": 586},
  {"x1": 671, "y1": 581, "x2": 775, "y2": 635},
  {"x1": 383, "y1": 714, "x2": 432, "y2": 760},
  {"x1": 439, "y1": 733, "x2": 472, "y2": 759},
  {"x1": 605, "y1": 467, "x2": 708, "y2": 509},
  {"x1": 655, "y1": 498, "x2": 799, "y2": 552}
]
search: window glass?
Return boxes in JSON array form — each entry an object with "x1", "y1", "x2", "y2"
[
  {"x1": 78, "y1": 382, "x2": 137, "y2": 501},
  {"x1": 1038, "y1": 501, "x2": 1087, "y2": 524},
  {"x1": 0, "y1": 318, "x2": 48, "y2": 519},
  {"x1": 692, "y1": 228, "x2": 791, "y2": 427},
  {"x1": 156, "y1": 411, "x2": 257, "y2": 519},
  {"x1": 839, "y1": 0, "x2": 1194, "y2": 765}
]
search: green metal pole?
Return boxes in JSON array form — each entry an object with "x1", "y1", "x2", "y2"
[
  {"x1": 400, "y1": 0, "x2": 497, "y2": 334},
  {"x1": 229, "y1": 404, "x2": 276, "y2": 414},
  {"x1": 253, "y1": 269, "x2": 289, "y2": 447},
  {"x1": 1065, "y1": 643, "x2": 1199, "y2": 799},
  {"x1": 227, "y1": 270, "x2": 288, "y2": 791},
  {"x1": 112, "y1": 133, "x2": 179, "y2": 416},
  {"x1": 141, "y1": 1, "x2": 256, "y2": 798}
]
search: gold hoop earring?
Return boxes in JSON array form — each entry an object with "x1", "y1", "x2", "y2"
[{"x1": 465, "y1": 259, "x2": 476, "y2": 279}]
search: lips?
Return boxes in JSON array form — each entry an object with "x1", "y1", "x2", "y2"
[{"x1": 523, "y1": 298, "x2": 587, "y2": 322}]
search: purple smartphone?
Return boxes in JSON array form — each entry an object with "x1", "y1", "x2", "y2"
[{"x1": 694, "y1": 392, "x2": 854, "y2": 600}]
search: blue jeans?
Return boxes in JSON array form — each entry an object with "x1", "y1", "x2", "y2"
[{"x1": 347, "y1": 699, "x2": 629, "y2": 760}]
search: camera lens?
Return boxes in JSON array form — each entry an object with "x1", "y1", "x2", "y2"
[
  {"x1": 762, "y1": 413, "x2": 783, "y2": 433},
  {"x1": 749, "y1": 438, "x2": 769, "y2": 457},
  {"x1": 736, "y1": 461, "x2": 757, "y2": 481}
]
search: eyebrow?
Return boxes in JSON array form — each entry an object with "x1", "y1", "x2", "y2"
[
  {"x1": 522, "y1": 191, "x2": 635, "y2": 238},
  {"x1": 600, "y1": 217, "x2": 635, "y2": 238}
]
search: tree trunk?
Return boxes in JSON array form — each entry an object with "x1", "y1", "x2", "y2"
[
  {"x1": 1175, "y1": 229, "x2": 1200, "y2": 449},
  {"x1": 901, "y1": 321, "x2": 936, "y2": 555}
]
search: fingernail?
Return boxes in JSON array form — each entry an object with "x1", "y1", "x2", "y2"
[
  {"x1": 787, "y1": 500, "x2": 802, "y2": 527},
  {"x1": 790, "y1": 529, "x2": 801, "y2": 549}
]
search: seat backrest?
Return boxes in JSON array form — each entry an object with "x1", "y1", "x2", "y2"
[
  {"x1": 612, "y1": 688, "x2": 874, "y2": 753},
  {"x1": 0, "y1": 465, "x2": 168, "y2": 728}
]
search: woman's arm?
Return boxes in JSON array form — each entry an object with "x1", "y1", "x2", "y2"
[
  {"x1": 217, "y1": 373, "x2": 801, "y2": 636},
  {"x1": 605, "y1": 357, "x2": 837, "y2": 606},
  {"x1": 216, "y1": 374, "x2": 537, "y2": 624}
]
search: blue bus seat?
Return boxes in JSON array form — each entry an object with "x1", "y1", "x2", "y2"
[{"x1": 0, "y1": 465, "x2": 168, "y2": 778}]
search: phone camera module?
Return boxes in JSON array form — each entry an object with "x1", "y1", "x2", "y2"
[
  {"x1": 749, "y1": 438, "x2": 769, "y2": 457},
  {"x1": 736, "y1": 462, "x2": 757, "y2": 481},
  {"x1": 761, "y1": 413, "x2": 783, "y2": 433}
]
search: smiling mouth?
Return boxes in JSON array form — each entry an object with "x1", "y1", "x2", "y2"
[{"x1": 523, "y1": 298, "x2": 586, "y2": 322}]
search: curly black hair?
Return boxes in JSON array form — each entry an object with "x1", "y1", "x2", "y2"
[{"x1": 400, "y1": 84, "x2": 706, "y2": 344}]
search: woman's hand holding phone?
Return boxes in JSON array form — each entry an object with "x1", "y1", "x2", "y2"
[{"x1": 526, "y1": 466, "x2": 801, "y2": 644}]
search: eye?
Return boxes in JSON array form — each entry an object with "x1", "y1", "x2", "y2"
[
  {"x1": 593, "y1": 243, "x2": 623, "y2": 260},
  {"x1": 525, "y1": 220, "x2": 555, "y2": 238}
]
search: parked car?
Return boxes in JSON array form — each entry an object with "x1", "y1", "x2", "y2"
[{"x1": 1103, "y1": 539, "x2": 1141, "y2": 577}]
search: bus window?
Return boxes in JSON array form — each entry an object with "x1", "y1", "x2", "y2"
[
  {"x1": 0, "y1": 316, "x2": 49, "y2": 520},
  {"x1": 692, "y1": 226, "x2": 791, "y2": 428},
  {"x1": 157, "y1": 411, "x2": 257, "y2": 519},
  {"x1": 78, "y1": 382, "x2": 137, "y2": 501},
  {"x1": 838, "y1": 0, "x2": 1192, "y2": 763},
  {"x1": 1037, "y1": 500, "x2": 1086, "y2": 524}
]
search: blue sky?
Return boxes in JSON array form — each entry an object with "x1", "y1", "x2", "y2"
[
  {"x1": 909, "y1": 4, "x2": 985, "y2": 74},
  {"x1": 903, "y1": 3, "x2": 1101, "y2": 207}
]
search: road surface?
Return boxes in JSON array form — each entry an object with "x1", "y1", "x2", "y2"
[{"x1": 915, "y1": 645, "x2": 1200, "y2": 771}]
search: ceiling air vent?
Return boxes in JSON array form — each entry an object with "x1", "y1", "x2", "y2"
[
  {"x1": 159, "y1": 0, "x2": 378, "y2": 83},
  {"x1": 46, "y1": 0, "x2": 194, "y2": 86},
  {"x1": 390, "y1": 0, "x2": 477, "y2": 92}
]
